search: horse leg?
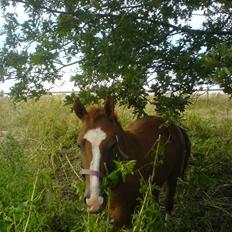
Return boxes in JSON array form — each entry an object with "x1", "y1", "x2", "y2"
[
  {"x1": 152, "y1": 165, "x2": 172, "y2": 203},
  {"x1": 164, "y1": 175, "x2": 177, "y2": 221},
  {"x1": 180, "y1": 128, "x2": 191, "y2": 180}
]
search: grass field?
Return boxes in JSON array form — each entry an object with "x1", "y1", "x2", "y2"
[{"x1": 0, "y1": 94, "x2": 232, "y2": 231}]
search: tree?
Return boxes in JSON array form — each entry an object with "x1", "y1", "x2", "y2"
[{"x1": 0, "y1": 0, "x2": 232, "y2": 117}]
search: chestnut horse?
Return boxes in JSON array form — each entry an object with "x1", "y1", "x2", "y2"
[{"x1": 73, "y1": 96, "x2": 190, "y2": 226}]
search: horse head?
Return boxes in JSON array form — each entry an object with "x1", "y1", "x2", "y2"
[{"x1": 73, "y1": 96, "x2": 127, "y2": 213}]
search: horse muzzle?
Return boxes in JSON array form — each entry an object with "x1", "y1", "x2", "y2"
[
  {"x1": 81, "y1": 168, "x2": 107, "y2": 213},
  {"x1": 84, "y1": 192, "x2": 107, "y2": 213}
]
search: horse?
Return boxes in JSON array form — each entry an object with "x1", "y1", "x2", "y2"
[{"x1": 73, "y1": 96, "x2": 191, "y2": 227}]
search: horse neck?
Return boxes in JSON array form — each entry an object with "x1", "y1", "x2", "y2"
[
  {"x1": 113, "y1": 121, "x2": 137, "y2": 159},
  {"x1": 110, "y1": 124, "x2": 140, "y2": 211}
]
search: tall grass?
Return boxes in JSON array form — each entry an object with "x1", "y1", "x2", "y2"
[{"x1": 0, "y1": 94, "x2": 231, "y2": 231}]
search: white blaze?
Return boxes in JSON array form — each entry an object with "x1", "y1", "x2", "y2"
[{"x1": 83, "y1": 128, "x2": 106, "y2": 197}]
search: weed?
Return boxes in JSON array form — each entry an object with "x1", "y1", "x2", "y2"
[{"x1": 0, "y1": 95, "x2": 231, "y2": 231}]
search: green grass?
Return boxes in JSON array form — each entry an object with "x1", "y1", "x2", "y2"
[{"x1": 0, "y1": 94, "x2": 232, "y2": 231}]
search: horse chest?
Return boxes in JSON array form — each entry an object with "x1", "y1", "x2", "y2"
[{"x1": 109, "y1": 176, "x2": 140, "y2": 225}]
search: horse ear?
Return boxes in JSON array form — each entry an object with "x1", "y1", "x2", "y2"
[
  {"x1": 73, "y1": 98, "x2": 88, "y2": 119},
  {"x1": 104, "y1": 96, "x2": 115, "y2": 118}
]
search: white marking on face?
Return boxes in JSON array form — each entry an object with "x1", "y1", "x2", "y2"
[{"x1": 83, "y1": 128, "x2": 106, "y2": 197}]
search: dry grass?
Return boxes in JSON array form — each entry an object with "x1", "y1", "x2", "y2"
[{"x1": 0, "y1": 94, "x2": 231, "y2": 231}]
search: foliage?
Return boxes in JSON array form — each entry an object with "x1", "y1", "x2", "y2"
[
  {"x1": 130, "y1": 134, "x2": 165, "y2": 232},
  {"x1": 1, "y1": 1, "x2": 232, "y2": 116},
  {"x1": 0, "y1": 96, "x2": 84, "y2": 231},
  {"x1": 0, "y1": 135, "x2": 47, "y2": 231},
  {"x1": 102, "y1": 160, "x2": 136, "y2": 191},
  {"x1": 0, "y1": 95, "x2": 232, "y2": 231},
  {"x1": 155, "y1": 95, "x2": 191, "y2": 123},
  {"x1": 131, "y1": 178, "x2": 165, "y2": 232},
  {"x1": 202, "y1": 43, "x2": 232, "y2": 94},
  {"x1": 169, "y1": 110, "x2": 232, "y2": 232}
]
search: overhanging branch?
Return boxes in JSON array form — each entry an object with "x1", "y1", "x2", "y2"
[{"x1": 12, "y1": 0, "x2": 232, "y2": 36}]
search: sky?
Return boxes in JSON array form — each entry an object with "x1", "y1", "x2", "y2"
[
  {"x1": 0, "y1": 3, "x2": 206, "y2": 93},
  {"x1": 0, "y1": 3, "x2": 78, "y2": 93}
]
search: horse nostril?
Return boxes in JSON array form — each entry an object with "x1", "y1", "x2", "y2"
[
  {"x1": 84, "y1": 190, "x2": 90, "y2": 205},
  {"x1": 102, "y1": 192, "x2": 107, "y2": 208},
  {"x1": 102, "y1": 195, "x2": 107, "y2": 211},
  {"x1": 102, "y1": 192, "x2": 107, "y2": 200},
  {"x1": 84, "y1": 196, "x2": 88, "y2": 205}
]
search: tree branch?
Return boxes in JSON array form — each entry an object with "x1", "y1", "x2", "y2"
[
  {"x1": 13, "y1": 0, "x2": 232, "y2": 36},
  {"x1": 56, "y1": 60, "x2": 80, "y2": 71}
]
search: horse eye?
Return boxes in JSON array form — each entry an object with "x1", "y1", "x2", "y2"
[
  {"x1": 105, "y1": 138, "x2": 117, "y2": 153},
  {"x1": 109, "y1": 138, "x2": 117, "y2": 149}
]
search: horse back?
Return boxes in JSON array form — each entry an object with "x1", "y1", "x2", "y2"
[{"x1": 126, "y1": 116, "x2": 190, "y2": 180}]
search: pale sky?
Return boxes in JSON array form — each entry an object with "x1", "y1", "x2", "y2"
[
  {"x1": 0, "y1": 3, "x2": 78, "y2": 93},
  {"x1": 0, "y1": 4, "x2": 206, "y2": 93}
]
